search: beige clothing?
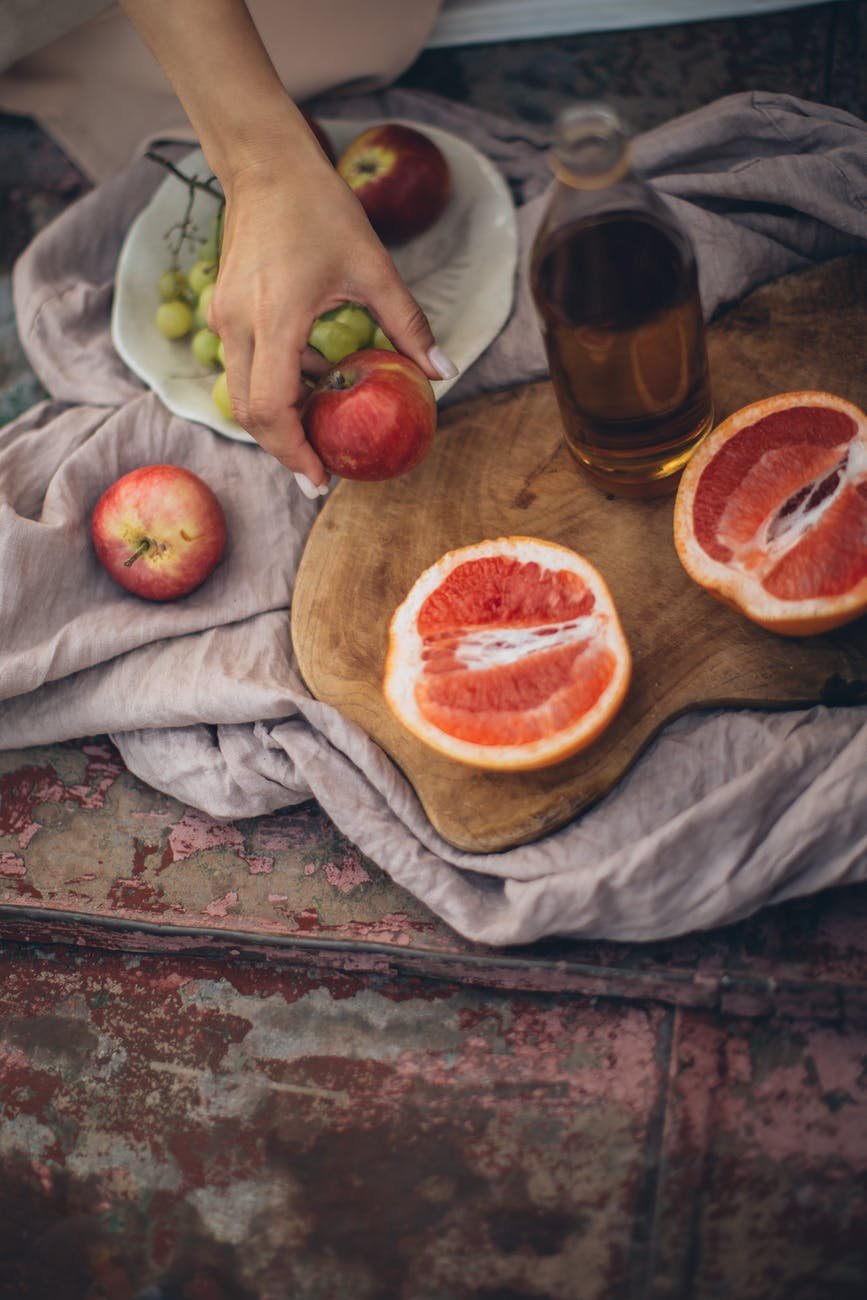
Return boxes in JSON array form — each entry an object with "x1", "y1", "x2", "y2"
[{"x1": 0, "y1": 1, "x2": 442, "y2": 180}]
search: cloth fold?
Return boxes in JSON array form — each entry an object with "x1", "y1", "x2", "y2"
[{"x1": 2, "y1": 88, "x2": 867, "y2": 945}]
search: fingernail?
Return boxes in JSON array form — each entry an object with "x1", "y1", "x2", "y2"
[
  {"x1": 427, "y1": 345, "x2": 459, "y2": 380},
  {"x1": 294, "y1": 471, "x2": 323, "y2": 500}
]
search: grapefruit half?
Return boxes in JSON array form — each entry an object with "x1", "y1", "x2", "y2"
[
  {"x1": 674, "y1": 391, "x2": 867, "y2": 636},
  {"x1": 383, "y1": 536, "x2": 632, "y2": 771}
]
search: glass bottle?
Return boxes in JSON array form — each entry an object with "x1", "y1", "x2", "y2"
[{"x1": 530, "y1": 103, "x2": 713, "y2": 498}]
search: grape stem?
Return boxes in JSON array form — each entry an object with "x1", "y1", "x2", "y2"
[
  {"x1": 146, "y1": 150, "x2": 225, "y2": 267},
  {"x1": 146, "y1": 150, "x2": 223, "y2": 201}
]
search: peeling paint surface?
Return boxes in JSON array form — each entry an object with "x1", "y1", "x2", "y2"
[
  {"x1": 2, "y1": 739, "x2": 867, "y2": 1022},
  {"x1": 3, "y1": 8, "x2": 867, "y2": 1295},
  {"x1": 1, "y1": 943, "x2": 865, "y2": 1299},
  {"x1": 0, "y1": 944, "x2": 668, "y2": 1298},
  {"x1": 0, "y1": 740, "x2": 445, "y2": 946},
  {"x1": 651, "y1": 1011, "x2": 867, "y2": 1300}
]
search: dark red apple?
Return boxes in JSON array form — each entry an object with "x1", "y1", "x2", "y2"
[
  {"x1": 301, "y1": 110, "x2": 336, "y2": 164},
  {"x1": 91, "y1": 464, "x2": 227, "y2": 600},
  {"x1": 302, "y1": 349, "x2": 437, "y2": 481},
  {"x1": 336, "y1": 122, "x2": 451, "y2": 244}
]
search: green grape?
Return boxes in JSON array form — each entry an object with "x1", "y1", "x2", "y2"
[
  {"x1": 155, "y1": 299, "x2": 193, "y2": 340},
  {"x1": 308, "y1": 318, "x2": 362, "y2": 364},
  {"x1": 211, "y1": 371, "x2": 235, "y2": 421},
  {"x1": 198, "y1": 209, "x2": 224, "y2": 262},
  {"x1": 157, "y1": 268, "x2": 189, "y2": 302},
  {"x1": 315, "y1": 302, "x2": 375, "y2": 343},
  {"x1": 371, "y1": 325, "x2": 396, "y2": 351},
  {"x1": 198, "y1": 212, "x2": 219, "y2": 261},
  {"x1": 188, "y1": 259, "x2": 218, "y2": 297},
  {"x1": 195, "y1": 282, "x2": 215, "y2": 330},
  {"x1": 191, "y1": 327, "x2": 221, "y2": 367},
  {"x1": 216, "y1": 337, "x2": 226, "y2": 368},
  {"x1": 330, "y1": 302, "x2": 376, "y2": 349}
]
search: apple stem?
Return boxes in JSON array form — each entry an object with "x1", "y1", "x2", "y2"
[{"x1": 124, "y1": 539, "x2": 151, "y2": 568}]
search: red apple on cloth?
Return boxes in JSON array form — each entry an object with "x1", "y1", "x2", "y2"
[
  {"x1": 337, "y1": 122, "x2": 451, "y2": 244},
  {"x1": 302, "y1": 349, "x2": 437, "y2": 481},
  {"x1": 91, "y1": 464, "x2": 227, "y2": 600}
]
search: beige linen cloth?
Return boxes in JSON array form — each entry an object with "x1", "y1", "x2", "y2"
[{"x1": 2, "y1": 87, "x2": 867, "y2": 946}]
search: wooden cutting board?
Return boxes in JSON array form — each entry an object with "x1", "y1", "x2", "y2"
[{"x1": 291, "y1": 255, "x2": 867, "y2": 853}]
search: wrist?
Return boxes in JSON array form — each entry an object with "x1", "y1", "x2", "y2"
[{"x1": 211, "y1": 103, "x2": 334, "y2": 203}]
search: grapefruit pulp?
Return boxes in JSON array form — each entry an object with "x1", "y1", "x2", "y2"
[
  {"x1": 674, "y1": 390, "x2": 867, "y2": 635},
  {"x1": 383, "y1": 536, "x2": 632, "y2": 771}
]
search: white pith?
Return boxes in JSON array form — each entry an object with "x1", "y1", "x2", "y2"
[
  {"x1": 428, "y1": 616, "x2": 600, "y2": 671},
  {"x1": 384, "y1": 537, "x2": 631, "y2": 768},
  {"x1": 679, "y1": 393, "x2": 867, "y2": 624},
  {"x1": 716, "y1": 433, "x2": 866, "y2": 576}
]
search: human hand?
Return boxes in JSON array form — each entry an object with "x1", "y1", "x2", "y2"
[
  {"x1": 117, "y1": 2, "x2": 454, "y2": 498},
  {"x1": 206, "y1": 131, "x2": 458, "y2": 499}
]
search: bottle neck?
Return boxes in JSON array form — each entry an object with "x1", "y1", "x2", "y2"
[
  {"x1": 549, "y1": 146, "x2": 632, "y2": 192},
  {"x1": 548, "y1": 102, "x2": 631, "y2": 192}
]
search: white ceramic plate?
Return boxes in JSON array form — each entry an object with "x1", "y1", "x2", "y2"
[{"x1": 111, "y1": 118, "x2": 519, "y2": 444}]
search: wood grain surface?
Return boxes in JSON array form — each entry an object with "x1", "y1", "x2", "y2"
[{"x1": 291, "y1": 255, "x2": 867, "y2": 853}]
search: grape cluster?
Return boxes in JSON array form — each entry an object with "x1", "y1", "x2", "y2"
[{"x1": 154, "y1": 196, "x2": 395, "y2": 426}]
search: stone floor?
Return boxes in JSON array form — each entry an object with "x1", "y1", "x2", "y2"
[{"x1": 2, "y1": 4, "x2": 867, "y2": 1298}]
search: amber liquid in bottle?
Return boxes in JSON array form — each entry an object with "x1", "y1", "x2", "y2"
[{"x1": 531, "y1": 108, "x2": 713, "y2": 497}]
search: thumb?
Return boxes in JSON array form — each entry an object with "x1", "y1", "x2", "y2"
[{"x1": 372, "y1": 287, "x2": 459, "y2": 385}]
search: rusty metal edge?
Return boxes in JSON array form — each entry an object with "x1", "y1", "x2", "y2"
[{"x1": 1, "y1": 906, "x2": 864, "y2": 1024}]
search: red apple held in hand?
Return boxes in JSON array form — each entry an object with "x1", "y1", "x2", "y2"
[
  {"x1": 337, "y1": 122, "x2": 451, "y2": 244},
  {"x1": 91, "y1": 464, "x2": 228, "y2": 600},
  {"x1": 302, "y1": 349, "x2": 437, "y2": 482}
]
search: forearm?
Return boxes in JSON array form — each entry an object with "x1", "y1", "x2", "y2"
[{"x1": 117, "y1": 0, "x2": 319, "y2": 188}]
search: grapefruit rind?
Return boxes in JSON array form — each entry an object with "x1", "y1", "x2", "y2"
[
  {"x1": 674, "y1": 391, "x2": 867, "y2": 636},
  {"x1": 383, "y1": 536, "x2": 632, "y2": 771}
]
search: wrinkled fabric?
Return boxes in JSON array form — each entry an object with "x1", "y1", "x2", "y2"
[{"x1": 2, "y1": 89, "x2": 867, "y2": 945}]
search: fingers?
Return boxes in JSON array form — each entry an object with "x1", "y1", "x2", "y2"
[
  {"x1": 201, "y1": 161, "x2": 459, "y2": 491},
  {"x1": 300, "y1": 345, "x2": 331, "y2": 378},
  {"x1": 358, "y1": 272, "x2": 459, "y2": 385},
  {"x1": 246, "y1": 332, "x2": 330, "y2": 489},
  {"x1": 213, "y1": 319, "x2": 330, "y2": 496},
  {"x1": 207, "y1": 275, "x2": 331, "y2": 496},
  {"x1": 249, "y1": 392, "x2": 330, "y2": 499}
]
